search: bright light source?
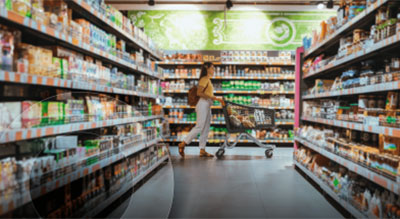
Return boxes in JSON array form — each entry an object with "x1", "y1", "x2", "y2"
[{"x1": 317, "y1": 2, "x2": 325, "y2": 9}]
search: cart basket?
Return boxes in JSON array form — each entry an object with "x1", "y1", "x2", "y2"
[{"x1": 222, "y1": 99, "x2": 275, "y2": 133}]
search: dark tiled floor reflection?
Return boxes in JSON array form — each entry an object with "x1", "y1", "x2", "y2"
[{"x1": 107, "y1": 147, "x2": 344, "y2": 218}]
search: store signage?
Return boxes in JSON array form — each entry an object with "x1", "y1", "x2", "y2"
[{"x1": 128, "y1": 10, "x2": 334, "y2": 51}]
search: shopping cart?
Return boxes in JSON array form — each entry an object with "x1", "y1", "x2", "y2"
[{"x1": 216, "y1": 99, "x2": 276, "y2": 158}]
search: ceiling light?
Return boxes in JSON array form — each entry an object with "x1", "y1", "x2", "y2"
[
  {"x1": 327, "y1": 0, "x2": 333, "y2": 9},
  {"x1": 226, "y1": 0, "x2": 233, "y2": 10},
  {"x1": 148, "y1": 0, "x2": 155, "y2": 6},
  {"x1": 317, "y1": 2, "x2": 325, "y2": 9}
]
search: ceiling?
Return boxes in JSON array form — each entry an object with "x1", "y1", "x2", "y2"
[{"x1": 106, "y1": 0, "x2": 339, "y2": 5}]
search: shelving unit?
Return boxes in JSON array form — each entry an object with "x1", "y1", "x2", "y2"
[
  {"x1": 294, "y1": 160, "x2": 367, "y2": 218},
  {"x1": 164, "y1": 138, "x2": 293, "y2": 144},
  {"x1": 163, "y1": 90, "x2": 295, "y2": 94},
  {"x1": 0, "y1": 1, "x2": 167, "y2": 217},
  {"x1": 159, "y1": 51, "x2": 295, "y2": 146},
  {"x1": 295, "y1": 137, "x2": 399, "y2": 194},
  {"x1": 67, "y1": 0, "x2": 163, "y2": 60},
  {"x1": 163, "y1": 105, "x2": 294, "y2": 110},
  {"x1": 157, "y1": 61, "x2": 295, "y2": 66},
  {"x1": 0, "y1": 71, "x2": 164, "y2": 99},
  {"x1": 167, "y1": 119, "x2": 294, "y2": 126},
  {"x1": 0, "y1": 9, "x2": 162, "y2": 80},
  {"x1": 295, "y1": 0, "x2": 400, "y2": 217}
]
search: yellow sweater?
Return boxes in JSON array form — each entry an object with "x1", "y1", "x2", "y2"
[{"x1": 199, "y1": 76, "x2": 214, "y2": 97}]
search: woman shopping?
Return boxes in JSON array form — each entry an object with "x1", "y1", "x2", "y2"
[{"x1": 178, "y1": 62, "x2": 224, "y2": 158}]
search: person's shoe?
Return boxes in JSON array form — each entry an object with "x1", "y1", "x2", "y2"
[
  {"x1": 178, "y1": 142, "x2": 186, "y2": 158},
  {"x1": 199, "y1": 149, "x2": 214, "y2": 157}
]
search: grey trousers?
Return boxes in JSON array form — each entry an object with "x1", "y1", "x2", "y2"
[{"x1": 183, "y1": 98, "x2": 212, "y2": 149}]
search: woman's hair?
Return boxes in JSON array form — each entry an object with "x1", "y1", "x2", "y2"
[{"x1": 199, "y1": 62, "x2": 213, "y2": 80}]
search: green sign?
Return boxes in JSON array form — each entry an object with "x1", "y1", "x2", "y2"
[{"x1": 128, "y1": 10, "x2": 334, "y2": 51}]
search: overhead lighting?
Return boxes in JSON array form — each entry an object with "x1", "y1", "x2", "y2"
[
  {"x1": 226, "y1": 0, "x2": 233, "y2": 10},
  {"x1": 327, "y1": 0, "x2": 333, "y2": 9},
  {"x1": 317, "y1": 2, "x2": 325, "y2": 9},
  {"x1": 148, "y1": 0, "x2": 155, "y2": 6}
]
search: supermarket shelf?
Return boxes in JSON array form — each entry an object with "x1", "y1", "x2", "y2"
[
  {"x1": 304, "y1": 32, "x2": 400, "y2": 79},
  {"x1": 303, "y1": 0, "x2": 389, "y2": 58},
  {"x1": 0, "y1": 115, "x2": 163, "y2": 144},
  {"x1": 301, "y1": 116, "x2": 400, "y2": 138},
  {"x1": 164, "y1": 76, "x2": 295, "y2": 80},
  {"x1": 85, "y1": 155, "x2": 168, "y2": 217},
  {"x1": 0, "y1": 9, "x2": 162, "y2": 80},
  {"x1": 164, "y1": 138, "x2": 293, "y2": 144},
  {"x1": 162, "y1": 105, "x2": 294, "y2": 110},
  {"x1": 69, "y1": 0, "x2": 162, "y2": 60},
  {"x1": 295, "y1": 137, "x2": 400, "y2": 195},
  {"x1": 303, "y1": 81, "x2": 400, "y2": 99},
  {"x1": 0, "y1": 71, "x2": 163, "y2": 99},
  {"x1": 0, "y1": 138, "x2": 162, "y2": 216},
  {"x1": 168, "y1": 119, "x2": 294, "y2": 125},
  {"x1": 168, "y1": 120, "x2": 226, "y2": 125},
  {"x1": 293, "y1": 160, "x2": 367, "y2": 218},
  {"x1": 30, "y1": 137, "x2": 161, "y2": 199},
  {"x1": 163, "y1": 90, "x2": 295, "y2": 94},
  {"x1": 157, "y1": 61, "x2": 295, "y2": 66}
]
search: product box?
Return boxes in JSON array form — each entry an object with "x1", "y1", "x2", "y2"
[
  {"x1": 56, "y1": 135, "x2": 78, "y2": 149},
  {"x1": 0, "y1": 102, "x2": 22, "y2": 131},
  {"x1": 21, "y1": 101, "x2": 41, "y2": 128},
  {"x1": 379, "y1": 134, "x2": 400, "y2": 155},
  {"x1": 12, "y1": 0, "x2": 31, "y2": 18},
  {"x1": 52, "y1": 57, "x2": 62, "y2": 78}
]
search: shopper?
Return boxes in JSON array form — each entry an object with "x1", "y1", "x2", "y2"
[{"x1": 178, "y1": 62, "x2": 224, "y2": 158}]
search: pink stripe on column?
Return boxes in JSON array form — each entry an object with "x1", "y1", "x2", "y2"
[{"x1": 294, "y1": 47, "x2": 304, "y2": 150}]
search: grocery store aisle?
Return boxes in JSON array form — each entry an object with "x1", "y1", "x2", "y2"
[
  {"x1": 107, "y1": 147, "x2": 344, "y2": 218},
  {"x1": 167, "y1": 147, "x2": 343, "y2": 218}
]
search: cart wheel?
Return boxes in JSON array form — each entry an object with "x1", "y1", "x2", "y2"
[
  {"x1": 265, "y1": 150, "x2": 273, "y2": 158},
  {"x1": 216, "y1": 149, "x2": 225, "y2": 158}
]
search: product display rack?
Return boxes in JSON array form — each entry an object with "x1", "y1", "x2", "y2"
[
  {"x1": 163, "y1": 90, "x2": 295, "y2": 94},
  {"x1": 67, "y1": 0, "x2": 163, "y2": 60},
  {"x1": 296, "y1": 0, "x2": 400, "y2": 217},
  {"x1": 164, "y1": 138, "x2": 293, "y2": 144},
  {"x1": 157, "y1": 61, "x2": 295, "y2": 66},
  {"x1": 163, "y1": 105, "x2": 294, "y2": 110},
  {"x1": 159, "y1": 51, "x2": 295, "y2": 146},
  {"x1": 294, "y1": 159, "x2": 367, "y2": 218},
  {"x1": 0, "y1": 71, "x2": 164, "y2": 99},
  {"x1": 164, "y1": 76, "x2": 295, "y2": 80},
  {"x1": 0, "y1": 115, "x2": 163, "y2": 144},
  {"x1": 1, "y1": 138, "x2": 163, "y2": 215},
  {"x1": 0, "y1": 1, "x2": 167, "y2": 217},
  {"x1": 76, "y1": 155, "x2": 169, "y2": 218},
  {"x1": 303, "y1": 0, "x2": 389, "y2": 58},
  {"x1": 0, "y1": 9, "x2": 162, "y2": 80},
  {"x1": 295, "y1": 137, "x2": 400, "y2": 194},
  {"x1": 167, "y1": 119, "x2": 294, "y2": 126}
]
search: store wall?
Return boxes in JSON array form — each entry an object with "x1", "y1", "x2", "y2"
[{"x1": 127, "y1": 9, "x2": 335, "y2": 51}]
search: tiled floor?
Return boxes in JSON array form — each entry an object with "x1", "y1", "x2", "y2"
[{"x1": 107, "y1": 147, "x2": 344, "y2": 218}]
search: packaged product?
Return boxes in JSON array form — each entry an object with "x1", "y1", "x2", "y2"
[
  {"x1": 52, "y1": 57, "x2": 62, "y2": 78},
  {"x1": 12, "y1": 0, "x2": 31, "y2": 17},
  {"x1": 0, "y1": 28, "x2": 18, "y2": 71},
  {"x1": 0, "y1": 102, "x2": 22, "y2": 131},
  {"x1": 60, "y1": 58, "x2": 68, "y2": 79},
  {"x1": 380, "y1": 135, "x2": 400, "y2": 155},
  {"x1": 21, "y1": 101, "x2": 41, "y2": 128},
  {"x1": 386, "y1": 92, "x2": 398, "y2": 110},
  {"x1": 31, "y1": 0, "x2": 48, "y2": 25}
]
